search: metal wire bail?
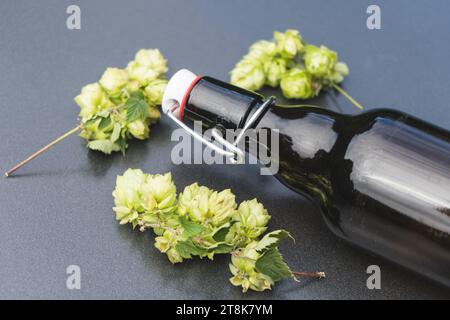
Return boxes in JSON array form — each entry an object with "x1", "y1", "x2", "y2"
[{"x1": 165, "y1": 97, "x2": 275, "y2": 164}]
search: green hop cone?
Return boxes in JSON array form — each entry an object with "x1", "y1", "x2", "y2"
[
  {"x1": 230, "y1": 58, "x2": 265, "y2": 91},
  {"x1": 226, "y1": 199, "x2": 270, "y2": 247},
  {"x1": 127, "y1": 119, "x2": 149, "y2": 140},
  {"x1": 99, "y1": 68, "x2": 129, "y2": 96},
  {"x1": 79, "y1": 115, "x2": 113, "y2": 141},
  {"x1": 127, "y1": 49, "x2": 168, "y2": 87},
  {"x1": 125, "y1": 80, "x2": 141, "y2": 93},
  {"x1": 81, "y1": 116, "x2": 124, "y2": 154},
  {"x1": 227, "y1": 29, "x2": 355, "y2": 107},
  {"x1": 177, "y1": 183, "x2": 237, "y2": 225},
  {"x1": 327, "y1": 61, "x2": 349, "y2": 84},
  {"x1": 112, "y1": 168, "x2": 147, "y2": 226},
  {"x1": 112, "y1": 170, "x2": 177, "y2": 229},
  {"x1": 274, "y1": 29, "x2": 305, "y2": 59},
  {"x1": 166, "y1": 247, "x2": 183, "y2": 264},
  {"x1": 126, "y1": 60, "x2": 158, "y2": 87},
  {"x1": 238, "y1": 199, "x2": 270, "y2": 235},
  {"x1": 304, "y1": 45, "x2": 337, "y2": 78},
  {"x1": 148, "y1": 106, "x2": 161, "y2": 123},
  {"x1": 134, "y1": 49, "x2": 168, "y2": 77},
  {"x1": 280, "y1": 68, "x2": 316, "y2": 99},
  {"x1": 229, "y1": 243, "x2": 273, "y2": 292},
  {"x1": 138, "y1": 172, "x2": 177, "y2": 232},
  {"x1": 264, "y1": 57, "x2": 287, "y2": 87},
  {"x1": 155, "y1": 230, "x2": 175, "y2": 253},
  {"x1": 144, "y1": 79, "x2": 168, "y2": 105},
  {"x1": 247, "y1": 40, "x2": 277, "y2": 61},
  {"x1": 74, "y1": 83, "x2": 113, "y2": 121},
  {"x1": 167, "y1": 185, "x2": 238, "y2": 261},
  {"x1": 144, "y1": 172, "x2": 177, "y2": 211},
  {"x1": 154, "y1": 229, "x2": 184, "y2": 264},
  {"x1": 177, "y1": 183, "x2": 211, "y2": 223},
  {"x1": 208, "y1": 189, "x2": 238, "y2": 226}
]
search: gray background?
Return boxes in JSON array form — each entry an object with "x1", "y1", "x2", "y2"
[{"x1": 1, "y1": 0, "x2": 449, "y2": 299}]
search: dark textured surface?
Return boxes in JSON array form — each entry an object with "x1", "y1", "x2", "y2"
[{"x1": 1, "y1": 0, "x2": 450, "y2": 299}]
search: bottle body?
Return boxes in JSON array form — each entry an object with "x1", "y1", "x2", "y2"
[{"x1": 182, "y1": 76, "x2": 450, "y2": 287}]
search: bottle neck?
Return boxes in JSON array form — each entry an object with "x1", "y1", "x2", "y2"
[
  {"x1": 182, "y1": 76, "x2": 267, "y2": 130},
  {"x1": 180, "y1": 76, "x2": 343, "y2": 208}
]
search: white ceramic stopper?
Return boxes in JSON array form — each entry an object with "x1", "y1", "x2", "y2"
[{"x1": 162, "y1": 69, "x2": 198, "y2": 114}]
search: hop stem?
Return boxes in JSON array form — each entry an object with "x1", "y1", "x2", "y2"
[
  {"x1": 5, "y1": 125, "x2": 81, "y2": 177},
  {"x1": 293, "y1": 271, "x2": 326, "y2": 279},
  {"x1": 275, "y1": 104, "x2": 324, "y2": 109},
  {"x1": 331, "y1": 83, "x2": 364, "y2": 110}
]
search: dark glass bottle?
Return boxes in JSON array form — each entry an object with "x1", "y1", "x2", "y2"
[{"x1": 175, "y1": 75, "x2": 450, "y2": 287}]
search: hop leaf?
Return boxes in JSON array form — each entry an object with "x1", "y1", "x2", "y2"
[
  {"x1": 255, "y1": 247, "x2": 292, "y2": 282},
  {"x1": 229, "y1": 230, "x2": 292, "y2": 292},
  {"x1": 179, "y1": 216, "x2": 204, "y2": 238},
  {"x1": 74, "y1": 83, "x2": 112, "y2": 121},
  {"x1": 175, "y1": 240, "x2": 207, "y2": 259},
  {"x1": 97, "y1": 116, "x2": 112, "y2": 131},
  {"x1": 125, "y1": 91, "x2": 150, "y2": 122},
  {"x1": 110, "y1": 122, "x2": 122, "y2": 142},
  {"x1": 229, "y1": 242, "x2": 272, "y2": 292},
  {"x1": 79, "y1": 118, "x2": 103, "y2": 140},
  {"x1": 253, "y1": 229, "x2": 292, "y2": 253}
]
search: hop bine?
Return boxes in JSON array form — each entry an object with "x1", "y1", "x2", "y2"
[
  {"x1": 113, "y1": 169, "x2": 326, "y2": 292},
  {"x1": 230, "y1": 28, "x2": 364, "y2": 110},
  {"x1": 5, "y1": 49, "x2": 168, "y2": 177}
]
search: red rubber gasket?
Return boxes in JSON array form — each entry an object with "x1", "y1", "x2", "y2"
[{"x1": 178, "y1": 76, "x2": 202, "y2": 120}]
